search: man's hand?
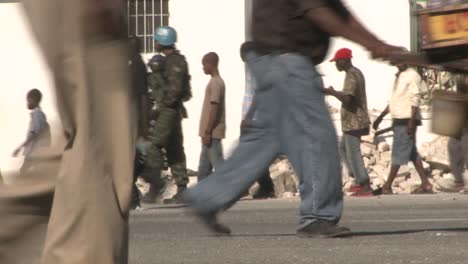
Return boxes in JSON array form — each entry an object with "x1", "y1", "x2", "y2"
[
  {"x1": 408, "y1": 119, "x2": 417, "y2": 139},
  {"x1": 322, "y1": 86, "x2": 336, "y2": 96},
  {"x1": 202, "y1": 133, "x2": 212, "y2": 146},
  {"x1": 12, "y1": 147, "x2": 21, "y2": 158}
]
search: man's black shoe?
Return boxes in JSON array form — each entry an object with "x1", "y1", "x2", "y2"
[
  {"x1": 252, "y1": 189, "x2": 275, "y2": 199},
  {"x1": 297, "y1": 219, "x2": 351, "y2": 238},
  {"x1": 195, "y1": 211, "x2": 231, "y2": 235}
]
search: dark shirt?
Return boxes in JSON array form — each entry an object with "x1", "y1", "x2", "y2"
[
  {"x1": 130, "y1": 54, "x2": 148, "y2": 98},
  {"x1": 247, "y1": 0, "x2": 350, "y2": 65},
  {"x1": 129, "y1": 54, "x2": 149, "y2": 136}
]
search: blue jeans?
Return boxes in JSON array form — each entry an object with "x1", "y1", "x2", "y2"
[
  {"x1": 185, "y1": 52, "x2": 343, "y2": 229},
  {"x1": 339, "y1": 133, "x2": 370, "y2": 185},
  {"x1": 197, "y1": 139, "x2": 224, "y2": 182},
  {"x1": 392, "y1": 124, "x2": 420, "y2": 165}
]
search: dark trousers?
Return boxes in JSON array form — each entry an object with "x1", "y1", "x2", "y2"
[
  {"x1": 132, "y1": 150, "x2": 145, "y2": 205},
  {"x1": 257, "y1": 170, "x2": 274, "y2": 193}
]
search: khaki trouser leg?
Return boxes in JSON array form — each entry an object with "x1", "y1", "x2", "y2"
[{"x1": 0, "y1": 1, "x2": 133, "y2": 264}]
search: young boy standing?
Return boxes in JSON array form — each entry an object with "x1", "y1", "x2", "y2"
[
  {"x1": 197, "y1": 52, "x2": 226, "y2": 182},
  {"x1": 12, "y1": 89, "x2": 51, "y2": 174}
]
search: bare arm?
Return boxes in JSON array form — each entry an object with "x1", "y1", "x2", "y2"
[
  {"x1": 322, "y1": 86, "x2": 352, "y2": 105},
  {"x1": 305, "y1": 6, "x2": 398, "y2": 59}
]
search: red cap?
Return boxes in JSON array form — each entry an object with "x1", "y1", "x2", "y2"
[{"x1": 329, "y1": 48, "x2": 353, "y2": 62}]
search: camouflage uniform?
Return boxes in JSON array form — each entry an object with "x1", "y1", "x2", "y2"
[{"x1": 142, "y1": 51, "x2": 191, "y2": 193}]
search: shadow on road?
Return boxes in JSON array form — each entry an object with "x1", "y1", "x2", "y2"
[
  {"x1": 140, "y1": 204, "x2": 189, "y2": 210},
  {"x1": 222, "y1": 227, "x2": 468, "y2": 238},
  {"x1": 352, "y1": 227, "x2": 468, "y2": 237}
]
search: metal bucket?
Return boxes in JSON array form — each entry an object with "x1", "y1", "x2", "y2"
[{"x1": 431, "y1": 90, "x2": 468, "y2": 137}]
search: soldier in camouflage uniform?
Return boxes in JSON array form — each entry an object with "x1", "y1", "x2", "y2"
[{"x1": 142, "y1": 26, "x2": 191, "y2": 204}]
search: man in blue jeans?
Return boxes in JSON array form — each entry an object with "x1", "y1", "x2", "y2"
[
  {"x1": 184, "y1": 0, "x2": 402, "y2": 238},
  {"x1": 323, "y1": 48, "x2": 373, "y2": 196}
]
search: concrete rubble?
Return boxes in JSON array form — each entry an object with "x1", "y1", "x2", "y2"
[
  {"x1": 263, "y1": 135, "x2": 466, "y2": 196},
  {"x1": 135, "y1": 136, "x2": 466, "y2": 202}
]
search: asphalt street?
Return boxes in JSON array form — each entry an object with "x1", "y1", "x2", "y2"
[{"x1": 130, "y1": 194, "x2": 468, "y2": 264}]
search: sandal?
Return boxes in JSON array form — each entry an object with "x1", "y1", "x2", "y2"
[{"x1": 411, "y1": 184, "x2": 434, "y2": 194}]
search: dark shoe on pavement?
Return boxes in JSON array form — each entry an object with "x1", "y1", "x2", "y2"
[
  {"x1": 141, "y1": 191, "x2": 157, "y2": 204},
  {"x1": 252, "y1": 189, "x2": 276, "y2": 199},
  {"x1": 373, "y1": 186, "x2": 393, "y2": 195},
  {"x1": 130, "y1": 200, "x2": 142, "y2": 210},
  {"x1": 195, "y1": 211, "x2": 231, "y2": 235},
  {"x1": 297, "y1": 219, "x2": 351, "y2": 238},
  {"x1": 181, "y1": 192, "x2": 231, "y2": 235}
]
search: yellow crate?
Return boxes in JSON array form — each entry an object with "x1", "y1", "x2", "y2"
[
  {"x1": 428, "y1": 12, "x2": 468, "y2": 41},
  {"x1": 418, "y1": 4, "x2": 468, "y2": 49}
]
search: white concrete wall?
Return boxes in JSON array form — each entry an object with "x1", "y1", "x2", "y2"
[
  {"x1": 0, "y1": 0, "x2": 438, "y2": 174},
  {"x1": 321, "y1": 0, "x2": 437, "y2": 144},
  {"x1": 0, "y1": 3, "x2": 59, "y2": 174},
  {"x1": 169, "y1": 0, "x2": 246, "y2": 169},
  {"x1": 321, "y1": 0, "x2": 412, "y2": 111}
]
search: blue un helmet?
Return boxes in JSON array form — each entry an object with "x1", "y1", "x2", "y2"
[{"x1": 154, "y1": 26, "x2": 177, "y2": 47}]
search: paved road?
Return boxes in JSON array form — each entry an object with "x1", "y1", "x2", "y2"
[{"x1": 130, "y1": 194, "x2": 468, "y2": 264}]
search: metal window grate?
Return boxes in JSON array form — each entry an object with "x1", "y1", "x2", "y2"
[{"x1": 127, "y1": 0, "x2": 169, "y2": 54}]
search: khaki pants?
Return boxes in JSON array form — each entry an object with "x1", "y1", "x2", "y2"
[{"x1": 0, "y1": 1, "x2": 135, "y2": 264}]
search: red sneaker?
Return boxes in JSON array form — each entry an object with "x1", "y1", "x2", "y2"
[
  {"x1": 347, "y1": 185, "x2": 361, "y2": 193},
  {"x1": 350, "y1": 190, "x2": 374, "y2": 197}
]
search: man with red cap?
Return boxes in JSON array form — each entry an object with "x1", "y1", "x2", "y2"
[{"x1": 324, "y1": 48, "x2": 373, "y2": 196}]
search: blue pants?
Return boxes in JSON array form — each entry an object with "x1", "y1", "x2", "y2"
[
  {"x1": 197, "y1": 139, "x2": 224, "y2": 182},
  {"x1": 185, "y1": 52, "x2": 343, "y2": 229},
  {"x1": 339, "y1": 134, "x2": 370, "y2": 185},
  {"x1": 392, "y1": 124, "x2": 420, "y2": 165}
]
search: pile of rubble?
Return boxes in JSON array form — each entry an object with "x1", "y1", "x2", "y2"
[
  {"x1": 248, "y1": 157, "x2": 299, "y2": 199},
  {"x1": 342, "y1": 135, "x2": 432, "y2": 194},
  {"x1": 136, "y1": 136, "x2": 464, "y2": 202},
  {"x1": 257, "y1": 135, "x2": 463, "y2": 197}
]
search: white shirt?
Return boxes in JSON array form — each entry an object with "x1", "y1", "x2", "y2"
[
  {"x1": 24, "y1": 107, "x2": 51, "y2": 157},
  {"x1": 389, "y1": 68, "x2": 423, "y2": 119}
]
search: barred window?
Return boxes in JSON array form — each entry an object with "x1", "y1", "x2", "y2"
[{"x1": 127, "y1": 0, "x2": 169, "y2": 54}]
